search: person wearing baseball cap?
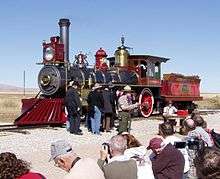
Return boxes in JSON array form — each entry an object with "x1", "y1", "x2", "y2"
[
  {"x1": 49, "y1": 140, "x2": 105, "y2": 179},
  {"x1": 147, "y1": 137, "x2": 185, "y2": 179},
  {"x1": 147, "y1": 137, "x2": 165, "y2": 155}
]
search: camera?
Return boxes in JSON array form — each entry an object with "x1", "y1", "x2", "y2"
[
  {"x1": 174, "y1": 141, "x2": 186, "y2": 149},
  {"x1": 102, "y1": 142, "x2": 109, "y2": 149},
  {"x1": 102, "y1": 143, "x2": 112, "y2": 162},
  {"x1": 174, "y1": 137, "x2": 205, "y2": 151}
]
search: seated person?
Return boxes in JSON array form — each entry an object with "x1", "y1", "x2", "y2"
[
  {"x1": 163, "y1": 101, "x2": 178, "y2": 119},
  {"x1": 163, "y1": 101, "x2": 178, "y2": 128},
  {"x1": 188, "y1": 116, "x2": 213, "y2": 147},
  {"x1": 98, "y1": 134, "x2": 138, "y2": 179},
  {"x1": 159, "y1": 122, "x2": 190, "y2": 178},
  {"x1": 122, "y1": 133, "x2": 155, "y2": 179},
  {"x1": 0, "y1": 152, "x2": 46, "y2": 179},
  {"x1": 180, "y1": 118, "x2": 196, "y2": 135},
  {"x1": 147, "y1": 137, "x2": 184, "y2": 179},
  {"x1": 49, "y1": 140, "x2": 104, "y2": 179},
  {"x1": 195, "y1": 147, "x2": 220, "y2": 178}
]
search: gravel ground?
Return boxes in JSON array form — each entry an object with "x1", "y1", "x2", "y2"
[{"x1": 0, "y1": 113, "x2": 220, "y2": 179}]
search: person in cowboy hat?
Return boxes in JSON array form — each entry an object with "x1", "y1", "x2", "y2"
[
  {"x1": 87, "y1": 83, "x2": 104, "y2": 135},
  {"x1": 64, "y1": 81, "x2": 83, "y2": 135},
  {"x1": 117, "y1": 85, "x2": 140, "y2": 134}
]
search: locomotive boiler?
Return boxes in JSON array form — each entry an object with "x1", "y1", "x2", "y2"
[
  {"x1": 15, "y1": 18, "x2": 202, "y2": 126},
  {"x1": 38, "y1": 19, "x2": 139, "y2": 98}
]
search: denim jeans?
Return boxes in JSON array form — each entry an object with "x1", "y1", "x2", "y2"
[
  {"x1": 66, "y1": 119, "x2": 70, "y2": 131},
  {"x1": 91, "y1": 106, "x2": 101, "y2": 134}
]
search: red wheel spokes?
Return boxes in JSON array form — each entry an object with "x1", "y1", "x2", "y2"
[
  {"x1": 139, "y1": 88, "x2": 154, "y2": 118},
  {"x1": 142, "y1": 95, "x2": 153, "y2": 114}
]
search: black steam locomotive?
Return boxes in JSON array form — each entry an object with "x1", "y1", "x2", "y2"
[
  {"x1": 38, "y1": 19, "x2": 139, "y2": 98},
  {"x1": 15, "y1": 18, "x2": 202, "y2": 126}
]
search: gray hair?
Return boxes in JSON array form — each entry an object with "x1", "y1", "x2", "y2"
[{"x1": 109, "y1": 135, "x2": 127, "y2": 154}]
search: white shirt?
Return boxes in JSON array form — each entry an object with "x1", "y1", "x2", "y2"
[
  {"x1": 108, "y1": 155, "x2": 130, "y2": 163},
  {"x1": 188, "y1": 127, "x2": 213, "y2": 147},
  {"x1": 163, "y1": 106, "x2": 177, "y2": 116},
  {"x1": 124, "y1": 146, "x2": 155, "y2": 179},
  {"x1": 63, "y1": 158, "x2": 105, "y2": 179},
  {"x1": 118, "y1": 95, "x2": 139, "y2": 111},
  {"x1": 163, "y1": 135, "x2": 190, "y2": 173}
]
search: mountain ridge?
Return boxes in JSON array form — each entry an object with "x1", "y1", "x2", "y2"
[{"x1": 0, "y1": 83, "x2": 37, "y2": 92}]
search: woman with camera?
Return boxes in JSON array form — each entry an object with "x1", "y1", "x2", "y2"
[{"x1": 122, "y1": 133, "x2": 155, "y2": 179}]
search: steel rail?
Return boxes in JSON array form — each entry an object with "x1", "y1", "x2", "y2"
[{"x1": 0, "y1": 124, "x2": 50, "y2": 132}]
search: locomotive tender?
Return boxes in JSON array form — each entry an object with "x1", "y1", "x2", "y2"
[{"x1": 15, "y1": 18, "x2": 202, "y2": 126}]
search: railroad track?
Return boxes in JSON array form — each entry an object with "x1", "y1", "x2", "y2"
[
  {"x1": 0, "y1": 109, "x2": 219, "y2": 132},
  {"x1": 0, "y1": 124, "x2": 18, "y2": 131},
  {"x1": 198, "y1": 109, "x2": 220, "y2": 115},
  {"x1": 0, "y1": 124, "x2": 50, "y2": 133}
]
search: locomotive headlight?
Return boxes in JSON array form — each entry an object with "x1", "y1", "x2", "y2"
[
  {"x1": 44, "y1": 47, "x2": 54, "y2": 61},
  {"x1": 40, "y1": 75, "x2": 51, "y2": 86}
]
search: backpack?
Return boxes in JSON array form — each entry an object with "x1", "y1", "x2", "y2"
[{"x1": 210, "y1": 129, "x2": 220, "y2": 149}]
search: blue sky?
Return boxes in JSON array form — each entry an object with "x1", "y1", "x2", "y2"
[{"x1": 0, "y1": 0, "x2": 219, "y2": 92}]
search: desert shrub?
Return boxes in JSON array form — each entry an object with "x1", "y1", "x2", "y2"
[
  {"x1": 1, "y1": 99, "x2": 18, "y2": 108},
  {"x1": 195, "y1": 96, "x2": 220, "y2": 109}
]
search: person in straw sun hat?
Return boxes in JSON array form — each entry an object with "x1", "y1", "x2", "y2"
[
  {"x1": 117, "y1": 85, "x2": 140, "y2": 134},
  {"x1": 123, "y1": 85, "x2": 132, "y2": 92}
]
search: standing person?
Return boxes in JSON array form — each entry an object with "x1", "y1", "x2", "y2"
[
  {"x1": 118, "y1": 85, "x2": 139, "y2": 134},
  {"x1": 0, "y1": 152, "x2": 46, "y2": 179},
  {"x1": 102, "y1": 87, "x2": 113, "y2": 132},
  {"x1": 87, "y1": 83, "x2": 104, "y2": 135},
  {"x1": 109, "y1": 84, "x2": 118, "y2": 129},
  {"x1": 147, "y1": 137, "x2": 184, "y2": 179},
  {"x1": 49, "y1": 140, "x2": 105, "y2": 179},
  {"x1": 64, "y1": 81, "x2": 82, "y2": 135},
  {"x1": 86, "y1": 86, "x2": 95, "y2": 132}
]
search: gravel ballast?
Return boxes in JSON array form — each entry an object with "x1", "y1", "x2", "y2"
[{"x1": 0, "y1": 113, "x2": 219, "y2": 179}]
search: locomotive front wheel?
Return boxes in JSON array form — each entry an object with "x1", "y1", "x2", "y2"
[{"x1": 138, "y1": 88, "x2": 154, "y2": 118}]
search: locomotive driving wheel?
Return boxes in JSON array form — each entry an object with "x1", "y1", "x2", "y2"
[{"x1": 139, "y1": 88, "x2": 154, "y2": 118}]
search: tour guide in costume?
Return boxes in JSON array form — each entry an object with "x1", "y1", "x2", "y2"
[{"x1": 118, "y1": 85, "x2": 140, "y2": 133}]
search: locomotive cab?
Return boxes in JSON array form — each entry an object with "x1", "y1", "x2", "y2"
[{"x1": 106, "y1": 38, "x2": 169, "y2": 117}]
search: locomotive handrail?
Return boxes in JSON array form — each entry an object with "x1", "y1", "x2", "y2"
[{"x1": 34, "y1": 91, "x2": 42, "y2": 99}]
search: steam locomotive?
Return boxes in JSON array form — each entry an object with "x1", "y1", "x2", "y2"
[{"x1": 15, "y1": 18, "x2": 202, "y2": 126}]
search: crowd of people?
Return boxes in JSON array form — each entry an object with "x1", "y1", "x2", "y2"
[
  {"x1": 1, "y1": 81, "x2": 220, "y2": 178},
  {"x1": 1, "y1": 113, "x2": 220, "y2": 178},
  {"x1": 64, "y1": 81, "x2": 139, "y2": 136}
]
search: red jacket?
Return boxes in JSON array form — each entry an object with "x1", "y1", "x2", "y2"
[
  {"x1": 18, "y1": 172, "x2": 46, "y2": 179},
  {"x1": 152, "y1": 144, "x2": 184, "y2": 179}
]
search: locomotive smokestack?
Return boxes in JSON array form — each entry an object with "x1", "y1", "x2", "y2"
[{"x1": 58, "y1": 18, "x2": 70, "y2": 62}]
